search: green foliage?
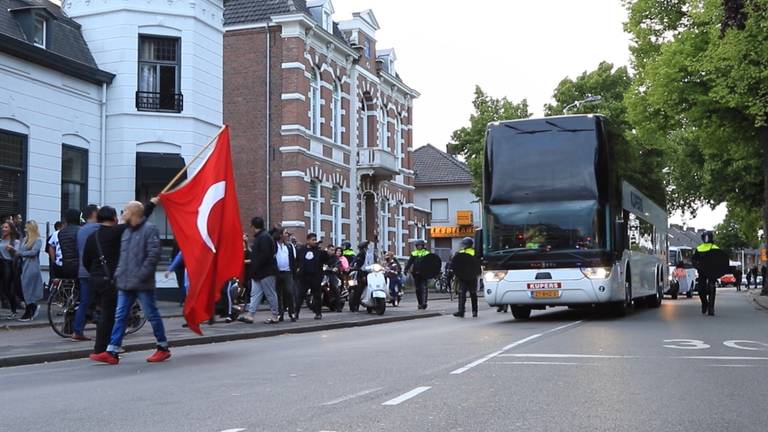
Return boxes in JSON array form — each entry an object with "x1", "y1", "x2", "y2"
[
  {"x1": 715, "y1": 205, "x2": 762, "y2": 251},
  {"x1": 449, "y1": 86, "x2": 531, "y2": 196},
  {"x1": 625, "y1": 0, "x2": 768, "y2": 219}
]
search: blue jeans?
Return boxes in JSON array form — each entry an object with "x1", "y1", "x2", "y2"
[
  {"x1": 73, "y1": 278, "x2": 91, "y2": 334},
  {"x1": 107, "y1": 290, "x2": 167, "y2": 353},
  {"x1": 389, "y1": 275, "x2": 403, "y2": 298}
]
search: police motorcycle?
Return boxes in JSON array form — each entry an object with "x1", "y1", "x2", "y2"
[{"x1": 359, "y1": 263, "x2": 388, "y2": 315}]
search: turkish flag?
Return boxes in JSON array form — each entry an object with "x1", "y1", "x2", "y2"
[{"x1": 160, "y1": 126, "x2": 243, "y2": 335}]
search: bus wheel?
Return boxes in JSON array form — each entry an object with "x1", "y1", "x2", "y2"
[
  {"x1": 510, "y1": 306, "x2": 531, "y2": 320},
  {"x1": 649, "y1": 280, "x2": 663, "y2": 308},
  {"x1": 611, "y1": 279, "x2": 632, "y2": 317}
]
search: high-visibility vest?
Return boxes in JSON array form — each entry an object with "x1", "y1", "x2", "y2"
[
  {"x1": 696, "y1": 243, "x2": 720, "y2": 253},
  {"x1": 411, "y1": 249, "x2": 429, "y2": 257},
  {"x1": 458, "y1": 248, "x2": 475, "y2": 256}
]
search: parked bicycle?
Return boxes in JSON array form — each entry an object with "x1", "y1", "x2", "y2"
[
  {"x1": 435, "y1": 268, "x2": 457, "y2": 301},
  {"x1": 47, "y1": 278, "x2": 146, "y2": 338}
]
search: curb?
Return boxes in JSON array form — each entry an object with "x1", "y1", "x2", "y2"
[
  {"x1": 0, "y1": 313, "x2": 186, "y2": 332},
  {"x1": 0, "y1": 312, "x2": 441, "y2": 368},
  {"x1": 751, "y1": 294, "x2": 768, "y2": 311}
]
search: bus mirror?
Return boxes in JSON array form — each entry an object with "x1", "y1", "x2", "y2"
[{"x1": 474, "y1": 229, "x2": 483, "y2": 260}]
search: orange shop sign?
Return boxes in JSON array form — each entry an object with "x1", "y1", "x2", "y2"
[{"x1": 430, "y1": 225, "x2": 476, "y2": 238}]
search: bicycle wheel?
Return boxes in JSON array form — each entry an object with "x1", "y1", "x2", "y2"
[
  {"x1": 47, "y1": 280, "x2": 77, "y2": 338},
  {"x1": 125, "y1": 300, "x2": 147, "y2": 335}
]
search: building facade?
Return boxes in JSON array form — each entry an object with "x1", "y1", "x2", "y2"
[
  {"x1": 413, "y1": 144, "x2": 480, "y2": 261},
  {"x1": 224, "y1": 0, "x2": 427, "y2": 257},
  {"x1": 0, "y1": 0, "x2": 113, "y2": 234},
  {"x1": 64, "y1": 0, "x2": 224, "y2": 256}
]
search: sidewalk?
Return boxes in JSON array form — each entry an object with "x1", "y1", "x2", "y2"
[
  {"x1": 0, "y1": 295, "x2": 451, "y2": 368},
  {"x1": 748, "y1": 289, "x2": 768, "y2": 310}
]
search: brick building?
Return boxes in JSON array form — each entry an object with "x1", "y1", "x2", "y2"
[{"x1": 224, "y1": 0, "x2": 427, "y2": 257}]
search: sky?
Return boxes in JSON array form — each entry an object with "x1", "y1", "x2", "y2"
[{"x1": 330, "y1": 0, "x2": 726, "y2": 229}]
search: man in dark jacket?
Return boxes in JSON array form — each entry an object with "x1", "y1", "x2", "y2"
[
  {"x1": 57, "y1": 208, "x2": 82, "y2": 280},
  {"x1": 240, "y1": 217, "x2": 279, "y2": 324},
  {"x1": 348, "y1": 241, "x2": 370, "y2": 312},
  {"x1": 273, "y1": 227, "x2": 299, "y2": 321},
  {"x1": 404, "y1": 239, "x2": 430, "y2": 310},
  {"x1": 297, "y1": 233, "x2": 328, "y2": 319},
  {"x1": 451, "y1": 237, "x2": 481, "y2": 318},
  {"x1": 90, "y1": 200, "x2": 168, "y2": 364}
]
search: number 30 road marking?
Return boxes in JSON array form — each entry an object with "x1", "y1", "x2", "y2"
[
  {"x1": 663, "y1": 339, "x2": 710, "y2": 349},
  {"x1": 663, "y1": 339, "x2": 768, "y2": 351}
]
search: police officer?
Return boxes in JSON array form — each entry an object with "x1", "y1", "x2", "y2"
[
  {"x1": 452, "y1": 237, "x2": 481, "y2": 318},
  {"x1": 692, "y1": 231, "x2": 721, "y2": 316},
  {"x1": 341, "y1": 241, "x2": 356, "y2": 261},
  {"x1": 404, "y1": 239, "x2": 430, "y2": 309}
]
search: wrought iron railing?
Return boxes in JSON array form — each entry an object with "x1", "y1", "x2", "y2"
[{"x1": 135, "y1": 91, "x2": 183, "y2": 112}]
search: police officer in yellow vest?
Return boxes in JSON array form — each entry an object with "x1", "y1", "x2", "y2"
[
  {"x1": 404, "y1": 239, "x2": 430, "y2": 309},
  {"x1": 452, "y1": 237, "x2": 481, "y2": 318},
  {"x1": 692, "y1": 231, "x2": 720, "y2": 316}
]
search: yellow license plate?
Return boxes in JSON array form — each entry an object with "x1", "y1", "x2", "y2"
[{"x1": 531, "y1": 290, "x2": 560, "y2": 299}]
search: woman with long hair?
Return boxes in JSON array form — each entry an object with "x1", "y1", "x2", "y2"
[
  {"x1": 0, "y1": 221, "x2": 20, "y2": 318},
  {"x1": 15, "y1": 221, "x2": 43, "y2": 321}
]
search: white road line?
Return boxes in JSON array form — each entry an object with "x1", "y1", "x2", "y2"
[
  {"x1": 678, "y1": 356, "x2": 768, "y2": 360},
  {"x1": 450, "y1": 320, "x2": 583, "y2": 375},
  {"x1": 220, "y1": 429, "x2": 246, "y2": 432},
  {"x1": 382, "y1": 386, "x2": 432, "y2": 406},
  {"x1": 499, "y1": 353, "x2": 637, "y2": 359},
  {"x1": 488, "y1": 361, "x2": 593, "y2": 366},
  {"x1": 321, "y1": 387, "x2": 383, "y2": 406},
  {"x1": 705, "y1": 364, "x2": 758, "y2": 368}
]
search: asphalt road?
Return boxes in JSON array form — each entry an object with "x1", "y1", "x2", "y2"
[{"x1": 1, "y1": 288, "x2": 767, "y2": 432}]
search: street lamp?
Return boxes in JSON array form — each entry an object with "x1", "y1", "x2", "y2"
[{"x1": 563, "y1": 95, "x2": 602, "y2": 114}]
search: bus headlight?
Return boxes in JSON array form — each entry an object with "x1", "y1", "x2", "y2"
[
  {"x1": 484, "y1": 271, "x2": 507, "y2": 282},
  {"x1": 580, "y1": 267, "x2": 612, "y2": 280}
]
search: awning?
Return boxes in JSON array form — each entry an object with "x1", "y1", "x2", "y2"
[{"x1": 136, "y1": 152, "x2": 186, "y2": 185}]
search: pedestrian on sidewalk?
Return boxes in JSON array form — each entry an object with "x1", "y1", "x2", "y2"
[
  {"x1": 72, "y1": 204, "x2": 100, "y2": 341},
  {"x1": 170, "y1": 241, "x2": 187, "y2": 305},
  {"x1": 14, "y1": 221, "x2": 43, "y2": 321},
  {"x1": 46, "y1": 221, "x2": 62, "y2": 279},
  {"x1": 240, "y1": 217, "x2": 279, "y2": 324},
  {"x1": 451, "y1": 237, "x2": 482, "y2": 318},
  {"x1": 0, "y1": 221, "x2": 20, "y2": 319},
  {"x1": 404, "y1": 240, "x2": 430, "y2": 310},
  {"x1": 90, "y1": 200, "x2": 169, "y2": 364},
  {"x1": 297, "y1": 233, "x2": 329, "y2": 320},
  {"x1": 348, "y1": 241, "x2": 370, "y2": 312},
  {"x1": 746, "y1": 267, "x2": 753, "y2": 289},
  {"x1": 57, "y1": 209, "x2": 84, "y2": 337},
  {"x1": 273, "y1": 227, "x2": 298, "y2": 322},
  {"x1": 384, "y1": 252, "x2": 403, "y2": 306},
  {"x1": 165, "y1": 251, "x2": 187, "y2": 300},
  {"x1": 735, "y1": 266, "x2": 743, "y2": 291}
]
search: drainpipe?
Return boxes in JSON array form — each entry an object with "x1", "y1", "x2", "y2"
[
  {"x1": 100, "y1": 82, "x2": 107, "y2": 205},
  {"x1": 265, "y1": 24, "x2": 271, "y2": 227},
  {"x1": 349, "y1": 64, "x2": 359, "y2": 245}
]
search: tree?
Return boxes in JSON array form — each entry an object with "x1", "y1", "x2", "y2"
[
  {"x1": 449, "y1": 86, "x2": 531, "y2": 196},
  {"x1": 545, "y1": 61, "x2": 666, "y2": 206},
  {"x1": 624, "y1": 0, "x2": 768, "y2": 293},
  {"x1": 715, "y1": 206, "x2": 762, "y2": 252}
]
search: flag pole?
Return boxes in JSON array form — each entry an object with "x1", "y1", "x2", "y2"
[{"x1": 160, "y1": 125, "x2": 227, "y2": 195}]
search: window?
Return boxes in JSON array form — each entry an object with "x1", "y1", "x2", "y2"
[
  {"x1": 395, "y1": 115, "x2": 403, "y2": 170},
  {"x1": 33, "y1": 17, "x2": 46, "y2": 48},
  {"x1": 332, "y1": 186, "x2": 343, "y2": 246},
  {"x1": 395, "y1": 203, "x2": 404, "y2": 257},
  {"x1": 0, "y1": 131, "x2": 26, "y2": 218},
  {"x1": 332, "y1": 81, "x2": 342, "y2": 144},
  {"x1": 61, "y1": 146, "x2": 87, "y2": 215},
  {"x1": 137, "y1": 36, "x2": 182, "y2": 112},
  {"x1": 309, "y1": 180, "x2": 321, "y2": 235},
  {"x1": 363, "y1": 38, "x2": 371, "y2": 58},
  {"x1": 379, "y1": 198, "x2": 389, "y2": 252},
  {"x1": 360, "y1": 99, "x2": 369, "y2": 147},
  {"x1": 378, "y1": 107, "x2": 388, "y2": 149},
  {"x1": 323, "y1": 10, "x2": 333, "y2": 32},
  {"x1": 310, "y1": 68, "x2": 322, "y2": 135},
  {"x1": 430, "y1": 199, "x2": 449, "y2": 222}
]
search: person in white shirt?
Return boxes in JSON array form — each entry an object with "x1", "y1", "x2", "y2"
[
  {"x1": 272, "y1": 227, "x2": 298, "y2": 322},
  {"x1": 47, "y1": 223, "x2": 63, "y2": 278}
]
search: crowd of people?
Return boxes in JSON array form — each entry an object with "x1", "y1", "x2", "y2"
[{"x1": 0, "y1": 213, "x2": 45, "y2": 322}]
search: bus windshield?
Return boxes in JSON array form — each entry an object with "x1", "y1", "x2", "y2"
[
  {"x1": 485, "y1": 200, "x2": 605, "y2": 255},
  {"x1": 669, "y1": 248, "x2": 693, "y2": 267}
]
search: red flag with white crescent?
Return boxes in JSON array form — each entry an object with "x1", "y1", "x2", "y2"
[{"x1": 159, "y1": 126, "x2": 243, "y2": 335}]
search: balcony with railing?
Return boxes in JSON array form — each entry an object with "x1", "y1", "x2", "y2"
[
  {"x1": 358, "y1": 147, "x2": 399, "y2": 178},
  {"x1": 136, "y1": 91, "x2": 183, "y2": 113}
]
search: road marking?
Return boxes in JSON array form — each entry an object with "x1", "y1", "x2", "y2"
[
  {"x1": 449, "y1": 320, "x2": 583, "y2": 375},
  {"x1": 499, "y1": 353, "x2": 637, "y2": 359},
  {"x1": 723, "y1": 340, "x2": 768, "y2": 351},
  {"x1": 382, "y1": 386, "x2": 431, "y2": 406},
  {"x1": 678, "y1": 356, "x2": 768, "y2": 360},
  {"x1": 663, "y1": 339, "x2": 710, "y2": 349},
  {"x1": 705, "y1": 364, "x2": 758, "y2": 368},
  {"x1": 488, "y1": 361, "x2": 593, "y2": 366},
  {"x1": 220, "y1": 429, "x2": 246, "y2": 432},
  {"x1": 321, "y1": 387, "x2": 382, "y2": 406}
]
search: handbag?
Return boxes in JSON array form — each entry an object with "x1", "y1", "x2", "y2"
[{"x1": 93, "y1": 230, "x2": 113, "y2": 283}]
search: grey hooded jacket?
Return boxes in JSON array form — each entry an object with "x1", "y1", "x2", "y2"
[{"x1": 114, "y1": 219, "x2": 161, "y2": 291}]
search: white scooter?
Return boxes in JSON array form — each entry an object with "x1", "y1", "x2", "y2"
[{"x1": 361, "y1": 263, "x2": 388, "y2": 315}]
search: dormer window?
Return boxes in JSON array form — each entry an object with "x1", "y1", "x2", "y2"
[
  {"x1": 33, "y1": 16, "x2": 46, "y2": 48},
  {"x1": 323, "y1": 10, "x2": 333, "y2": 32}
]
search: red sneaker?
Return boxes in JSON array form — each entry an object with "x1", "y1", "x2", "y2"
[
  {"x1": 89, "y1": 351, "x2": 119, "y2": 365},
  {"x1": 146, "y1": 349, "x2": 171, "y2": 363}
]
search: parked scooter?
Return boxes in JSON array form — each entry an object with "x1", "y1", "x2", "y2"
[
  {"x1": 306, "y1": 265, "x2": 346, "y2": 313},
  {"x1": 360, "y1": 263, "x2": 388, "y2": 315}
]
